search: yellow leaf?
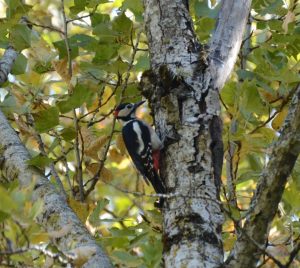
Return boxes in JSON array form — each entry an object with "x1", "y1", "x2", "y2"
[
  {"x1": 257, "y1": 88, "x2": 278, "y2": 103},
  {"x1": 86, "y1": 163, "x2": 113, "y2": 183},
  {"x1": 272, "y1": 108, "x2": 289, "y2": 131},
  {"x1": 52, "y1": 59, "x2": 71, "y2": 82},
  {"x1": 18, "y1": 71, "x2": 43, "y2": 87},
  {"x1": 29, "y1": 39, "x2": 55, "y2": 63},
  {"x1": 109, "y1": 148, "x2": 124, "y2": 163},
  {"x1": 83, "y1": 128, "x2": 109, "y2": 160},
  {"x1": 10, "y1": 86, "x2": 26, "y2": 105},
  {"x1": 223, "y1": 234, "x2": 236, "y2": 251},
  {"x1": 30, "y1": 232, "x2": 49, "y2": 244},
  {"x1": 116, "y1": 134, "x2": 126, "y2": 155},
  {"x1": 101, "y1": 167, "x2": 113, "y2": 182},
  {"x1": 30, "y1": 99, "x2": 51, "y2": 113},
  {"x1": 13, "y1": 114, "x2": 35, "y2": 136},
  {"x1": 68, "y1": 199, "x2": 89, "y2": 223}
]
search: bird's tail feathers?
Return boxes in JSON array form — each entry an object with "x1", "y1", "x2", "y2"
[{"x1": 149, "y1": 171, "x2": 166, "y2": 194}]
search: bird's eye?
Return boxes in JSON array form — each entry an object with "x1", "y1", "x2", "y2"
[{"x1": 126, "y1": 104, "x2": 133, "y2": 109}]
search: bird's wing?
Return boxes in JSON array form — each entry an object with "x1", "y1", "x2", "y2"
[{"x1": 122, "y1": 120, "x2": 165, "y2": 193}]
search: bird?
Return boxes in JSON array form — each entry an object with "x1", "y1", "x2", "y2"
[{"x1": 114, "y1": 100, "x2": 166, "y2": 206}]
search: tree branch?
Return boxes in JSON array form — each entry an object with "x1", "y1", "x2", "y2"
[
  {"x1": 208, "y1": 0, "x2": 252, "y2": 90},
  {"x1": 226, "y1": 84, "x2": 300, "y2": 267},
  {"x1": 0, "y1": 46, "x2": 18, "y2": 84}
]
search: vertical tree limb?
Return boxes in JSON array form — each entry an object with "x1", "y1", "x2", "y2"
[{"x1": 226, "y1": 84, "x2": 300, "y2": 268}]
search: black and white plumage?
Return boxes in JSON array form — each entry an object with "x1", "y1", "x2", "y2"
[{"x1": 114, "y1": 101, "x2": 166, "y2": 197}]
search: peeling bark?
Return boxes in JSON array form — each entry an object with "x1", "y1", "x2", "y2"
[
  {"x1": 142, "y1": 0, "x2": 251, "y2": 267},
  {"x1": 0, "y1": 47, "x2": 112, "y2": 268},
  {"x1": 225, "y1": 84, "x2": 300, "y2": 268}
]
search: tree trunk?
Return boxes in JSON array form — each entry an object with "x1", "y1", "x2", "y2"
[{"x1": 142, "y1": 0, "x2": 251, "y2": 267}]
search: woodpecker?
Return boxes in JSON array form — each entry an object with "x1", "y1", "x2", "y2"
[{"x1": 114, "y1": 100, "x2": 166, "y2": 204}]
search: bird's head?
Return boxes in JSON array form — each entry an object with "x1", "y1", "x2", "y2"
[{"x1": 114, "y1": 100, "x2": 145, "y2": 121}]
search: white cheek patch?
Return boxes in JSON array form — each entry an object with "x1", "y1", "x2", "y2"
[{"x1": 118, "y1": 108, "x2": 129, "y2": 117}]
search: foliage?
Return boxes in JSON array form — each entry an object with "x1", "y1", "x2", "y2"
[{"x1": 0, "y1": 0, "x2": 299, "y2": 267}]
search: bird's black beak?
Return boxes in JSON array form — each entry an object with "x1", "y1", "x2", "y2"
[{"x1": 133, "y1": 100, "x2": 145, "y2": 111}]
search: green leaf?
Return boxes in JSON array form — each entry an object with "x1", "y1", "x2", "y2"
[
  {"x1": 0, "y1": 94, "x2": 25, "y2": 114},
  {"x1": 89, "y1": 198, "x2": 110, "y2": 226},
  {"x1": 87, "y1": 0, "x2": 110, "y2": 7},
  {"x1": 104, "y1": 57, "x2": 128, "y2": 73},
  {"x1": 129, "y1": 232, "x2": 148, "y2": 248},
  {"x1": 69, "y1": 34, "x2": 98, "y2": 51},
  {"x1": 29, "y1": 198, "x2": 44, "y2": 219},
  {"x1": 4, "y1": 0, "x2": 31, "y2": 19},
  {"x1": 236, "y1": 70, "x2": 256, "y2": 81},
  {"x1": 133, "y1": 54, "x2": 150, "y2": 71},
  {"x1": 145, "y1": 210, "x2": 162, "y2": 225},
  {"x1": 0, "y1": 185, "x2": 18, "y2": 213},
  {"x1": 194, "y1": 0, "x2": 220, "y2": 18},
  {"x1": 110, "y1": 227, "x2": 136, "y2": 237},
  {"x1": 227, "y1": 205, "x2": 241, "y2": 221},
  {"x1": 91, "y1": 13, "x2": 110, "y2": 27},
  {"x1": 252, "y1": 0, "x2": 285, "y2": 15},
  {"x1": 57, "y1": 84, "x2": 92, "y2": 113},
  {"x1": 80, "y1": 62, "x2": 107, "y2": 80},
  {"x1": 11, "y1": 53, "x2": 27, "y2": 75},
  {"x1": 93, "y1": 44, "x2": 120, "y2": 64},
  {"x1": 112, "y1": 250, "x2": 142, "y2": 266},
  {"x1": 0, "y1": 210, "x2": 10, "y2": 222},
  {"x1": 10, "y1": 24, "x2": 31, "y2": 51},
  {"x1": 33, "y1": 61, "x2": 52, "y2": 74},
  {"x1": 61, "y1": 127, "x2": 77, "y2": 141},
  {"x1": 48, "y1": 137, "x2": 60, "y2": 152},
  {"x1": 100, "y1": 236, "x2": 129, "y2": 248},
  {"x1": 240, "y1": 80, "x2": 267, "y2": 116},
  {"x1": 33, "y1": 107, "x2": 59, "y2": 133},
  {"x1": 69, "y1": 0, "x2": 87, "y2": 14},
  {"x1": 117, "y1": 84, "x2": 140, "y2": 103},
  {"x1": 141, "y1": 239, "x2": 163, "y2": 266},
  {"x1": 121, "y1": 0, "x2": 143, "y2": 20},
  {"x1": 53, "y1": 39, "x2": 79, "y2": 60},
  {"x1": 195, "y1": 17, "x2": 216, "y2": 41},
  {"x1": 27, "y1": 154, "x2": 53, "y2": 168},
  {"x1": 112, "y1": 12, "x2": 132, "y2": 36}
]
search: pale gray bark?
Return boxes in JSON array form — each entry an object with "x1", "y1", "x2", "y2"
[
  {"x1": 0, "y1": 48, "x2": 112, "y2": 268},
  {"x1": 142, "y1": 0, "x2": 251, "y2": 267},
  {"x1": 226, "y1": 84, "x2": 300, "y2": 267},
  {"x1": 0, "y1": 46, "x2": 18, "y2": 84}
]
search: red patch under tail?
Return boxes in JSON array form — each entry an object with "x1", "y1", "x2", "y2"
[{"x1": 152, "y1": 150, "x2": 160, "y2": 173}]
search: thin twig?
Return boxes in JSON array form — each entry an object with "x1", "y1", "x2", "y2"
[
  {"x1": 84, "y1": 31, "x2": 143, "y2": 198},
  {"x1": 66, "y1": 4, "x2": 99, "y2": 24},
  {"x1": 224, "y1": 208, "x2": 285, "y2": 268},
  {"x1": 61, "y1": 0, "x2": 84, "y2": 201},
  {"x1": 27, "y1": 115, "x2": 67, "y2": 198},
  {"x1": 25, "y1": 20, "x2": 64, "y2": 34}
]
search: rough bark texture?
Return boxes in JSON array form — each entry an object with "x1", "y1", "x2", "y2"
[
  {"x1": 0, "y1": 46, "x2": 18, "y2": 84},
  {"x1": 0, "y1": 48, "x2": 112, "y2": 268},
  {"x1": 142, "y1": 0, "x2": 251, "y2": 267},
  {"x1": 226, "y1": 84, "x2": 300, "y2": 268}
]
